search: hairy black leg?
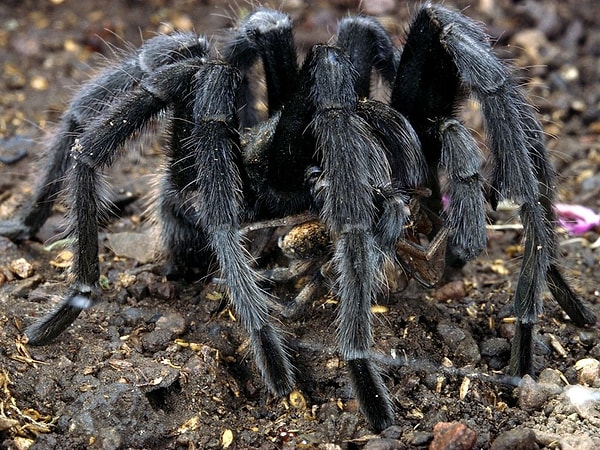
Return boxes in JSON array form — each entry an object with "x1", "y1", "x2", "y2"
[
  {"x1": 390, "y1": 5, "x2": 489, "y2": 268},
  {"x1": 336, "y1": 16, "x2": 399, "y2": 97},
  {"x1": 24, "y1": 39, "x2": 210, "y2": 343},
  {"x1": 224, "y1": 9, "x2": 298, "y2": 127},
  {"x1": 438, "y1": 119, "x2": 486, "y2": 261},
  {"x1": 405, "y1": 4, "x2": 545, "y2": 375},
  {"x1": 0, "y1": 64, "x2": 142, "y2": 240},
  {"x1": 518, "y1": 109, "x2": 596, "y2": 328},
  {"x1": 419, "y1": 3, "x2": 595, "y2": 374},
  {"x1": 390, "y1": 6, "x2": 464, "y2": 254},
  {"x1": 1, "y1": 33, "x2": 208, "y2": 241},
  {"x1": 26, "y1": 151, "x2": 106, "y2": 344},
  {"x1": 188, "y1": 63, "x2": 294, "y2": 395},
  {"x1": 356, "y1": 101, "x2": 426, "y2": 193},
  {"x1": 0, "y1": 120, "x2": 77, "y2": 241},
  {"x1": 509, "y1": 202, "x2": 547, "y2": 374},
  {"x1": 437, "y1": 16, "x2": 547, "y2": 376},
  {"x1": 307, "y1": 45, "x2": 396, "y2": 431}
]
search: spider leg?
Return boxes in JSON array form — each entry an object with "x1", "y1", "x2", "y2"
[
  {"x1": 390, "y1": 5, "x2": 487, "y2": 264},
  {"x1": 393, "y1": 4, "x2": 595, "y2": 375},
  {"x1": 0, "y1": 63, "x2": 144, "y2": 241},
  {"x1": 224, "y1": 9, "x2": 298, "y2": 128},
  {"x1": 433, "y1": 6, "x2": 595, "y2": 373},
  {"x1": 186, "y1": 62, "x2": 294, "y2": 395},
  {"x1": 25, "y1": 44, "x2": 209, "y2": 344},
  {"x1": 438, "y1": 119, "x2": 487, "y2": 262},
  {"x1": 336, "y1": 16, "x2": 399, "y2": 98},
  {"x1": 24, "y1": 140, "x2": 108, "y2": 343},
  {"x1": 337, "y1": 17, "x2": 439, "y2": 294},
  {"x1": 519, "y1": 111, "x2": 596, "y2": 328},
  {"x1": 306, "y1": 45, "x2": 400, "y2": 431},
  {"x1": 0, "y1": 33, "x2": 207, "y2": 241}
]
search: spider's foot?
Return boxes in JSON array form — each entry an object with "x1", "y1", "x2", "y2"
[
  {"x1": 347, "y1": 358, "x2": 394, "y2": 433},
  {"x1": 546, "y1": 265, "x2": 597, "y2": 327},
  {"x1": 25, "y1": 292, "x2": 91, "y2": 345},
  {"x1": 509, "y1": 322, "x2": 535, "y2": 377},
  {"x1": 253, "y1": 325, "x2": 295, "y2": 396}
]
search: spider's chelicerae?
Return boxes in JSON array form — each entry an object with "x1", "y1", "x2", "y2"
[{"x1": 0, "y1": 4, "x2": 595, "y2": 432}]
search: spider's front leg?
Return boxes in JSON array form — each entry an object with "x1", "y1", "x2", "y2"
[
  {"x1": 306, "y1": 45, "x2": 411, "y2": 432},
  {"x1": 0, "y1": 33, "x2": 206, "y2": 241},
  {"x1": 182, "y1": 63, "x2": 295, "y2": 395},
  {"x1": 25, "y1": 39, "x2": 209, "y2": 344}
]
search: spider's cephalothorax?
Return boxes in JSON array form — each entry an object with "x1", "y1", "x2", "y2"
[{"x1": 0, "y1": 4, "x2": 595, "y2": 432}]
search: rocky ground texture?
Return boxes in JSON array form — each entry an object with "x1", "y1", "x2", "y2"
[{"x1": 0, "y1": 0, "x2": 599, "y2": 449}]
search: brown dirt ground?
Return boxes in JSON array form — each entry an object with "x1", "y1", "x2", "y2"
[{"x1": 0, "y1": 1, "x2": 599, "y2": 449}]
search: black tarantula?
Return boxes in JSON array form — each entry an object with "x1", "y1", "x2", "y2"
[{"x1": 0, "y1": 4, "x2": 595, "y2": 432}]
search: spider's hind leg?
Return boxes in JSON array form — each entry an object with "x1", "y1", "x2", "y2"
[{"x1": 397, "y1": 4, "x2": 596, "y2": 375}]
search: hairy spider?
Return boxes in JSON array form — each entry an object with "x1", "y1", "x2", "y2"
[{"x1": 0, "y1": 4, "x2": 595, "y2": 432}]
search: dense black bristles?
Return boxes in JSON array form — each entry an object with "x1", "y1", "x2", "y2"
[{"x1": 1, "y1": 4, "x2": 594, "y2": 434}]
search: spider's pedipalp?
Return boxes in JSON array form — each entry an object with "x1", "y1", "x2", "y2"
[{"x1": 438, "y1": 119, "x2": 486, "y2": 262}]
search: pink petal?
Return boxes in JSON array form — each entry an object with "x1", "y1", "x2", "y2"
[{"x1": 554, "y1": 203, "x2": 600, "y2": 235}]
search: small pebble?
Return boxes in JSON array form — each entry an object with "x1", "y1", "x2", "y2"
[
  {"x1": 558, "y1": 433, "x2": 597, "y2": 450},
  {"x1": 140, "y1": 312, "x2": 186, "y2": 352},
  {"x1": 437, "y1": 323, "x2": 481, "y2": 365},
  {"x1": 574, "y1": 358, "x2": 600, "y2": 387},
  {"x1": 106, "y1": 232, "x2": 157, "y2": 264},
  {"x1": 407, "y1": 431, "x2": 433, "y2": 446},
  {"x1": 429, "y1": 422, "x2": 477, "y2": 450},
  {"x1": 518, "y1": 375, "x2": 548, "y2": 412},
  {"x1": 563, "y1": 385, "x2": 600, "y2": 419},
  {"x1": 537, "y1": 368, "x2": 563, "y2": 386},
  {"x1": 537, "y1": 368, "x2": 564, "y2": 396},
  {"x1": 577, "y1": 330, "x2": 597, "y2": 347},
  {"x1": 433, "y1": 280, "x2": 466, "y2": 301},
  {"x1": 480, "y1": 337, "x2": 510, "y2": 357},
  {"x1": 8, "y1": 258, "x2": 34, "y2": 278},
  {"x1": 490, "y1": 428, "x2": 538, "y2": 450},
  {"x1": 380, "y1": 425, "x2": 403, "y2": 440},
  {"x1": 30, "y1": 75, "x2": 48, "y2": 91}
]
